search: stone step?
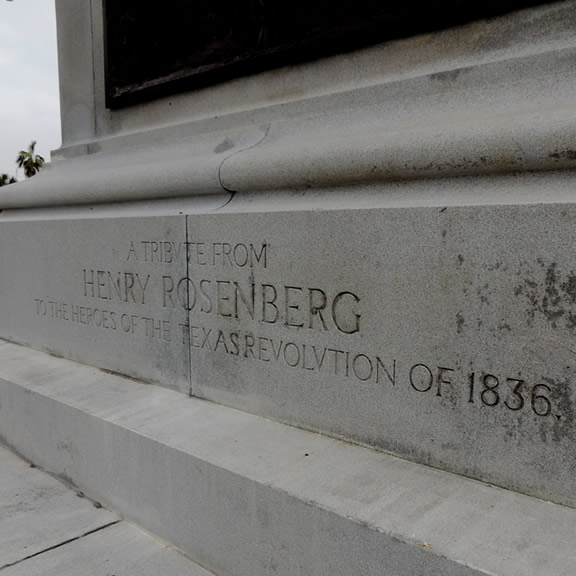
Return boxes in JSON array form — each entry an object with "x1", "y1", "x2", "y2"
[{"x1": 0, "y1": 339, "x2": 574, "y2": 576}]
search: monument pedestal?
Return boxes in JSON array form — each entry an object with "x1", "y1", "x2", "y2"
[{"x1": 1, "y1": 1, "x2": 576, "y2": 574}]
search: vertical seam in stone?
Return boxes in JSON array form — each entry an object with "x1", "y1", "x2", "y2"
[
  {"x1": 89, "y1": 0, "x2": 98, "y2": 139},
  {"x1": 185, "y1": 214, "x2": 193, "y2": 397}
]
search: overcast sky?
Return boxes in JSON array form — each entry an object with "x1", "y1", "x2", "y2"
[{"x1": 0, "y1": 0, "x2": 60, "y2": 179}]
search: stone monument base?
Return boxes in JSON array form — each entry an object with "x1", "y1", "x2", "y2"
[{"x1": 2, "y1": 2, "x2": 576, "y2": 574}]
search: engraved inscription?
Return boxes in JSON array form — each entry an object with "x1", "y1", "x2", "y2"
[
  {"x1": 30, "y1": 237, "x2": 568, "y2": 426},
  {"x1": 468, "y1": 372, "x2": 557, "y2": 418},
  {"x1": 83, "y1": 269, "x2": 151, "y2": 304},
  {"x1": 34, "y1": 298, "x2": 160, "y2": 338},
  {"x1": 181, "y1": 323, "x2": 395, "y2": 384},
  {"x1": 162, "y1": 278, "x2": 360, "y2": 334},
  {"x1": 127, "y1": 241, "x2": 268, "y2": 267}
]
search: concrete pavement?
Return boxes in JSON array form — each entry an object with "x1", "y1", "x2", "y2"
[{"x1": 0, "y1": 444, "x2": 213, "y2": 575}]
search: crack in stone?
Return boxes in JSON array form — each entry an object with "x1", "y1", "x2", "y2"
[{"x1": 217, "y1": 123, "x2": 271, "y2": 194}]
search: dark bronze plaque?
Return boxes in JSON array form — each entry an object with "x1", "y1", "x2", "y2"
[{"x1": 104, "y1": 1, "x2": 553, "y2": 108}]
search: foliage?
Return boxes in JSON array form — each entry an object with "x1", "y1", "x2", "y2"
[
  {"x1": 16, "y1": 140, "x2": 44, "y2": 178},
  {"x1": 0, "y1": 173, "x2": 17, "y2": 187}
]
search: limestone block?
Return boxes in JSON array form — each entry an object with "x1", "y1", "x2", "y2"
[{"x1": 0, "y1": 216, "x2": 190, "y2": 394}]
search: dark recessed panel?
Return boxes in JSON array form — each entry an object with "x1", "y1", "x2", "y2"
[{"x1": 104, "y1": 1, "x2": 554, "y2": 108}]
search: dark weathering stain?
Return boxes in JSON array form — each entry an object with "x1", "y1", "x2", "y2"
[
  {"x1": 456, "y1": 311, "x2": 465, "y2": 334},
  {"x1": 430, "y1": 68, "x2": 463, "y2": 83},
  {"x1": 214, "y1": 138, "x2": 235, "y2": 154},
  {"x1": 549, "y1": 149, "x2": 576, "y2": 162},
  {"x1": 539, "y1": 377, "x2": 574, "y2": 444},
  {"x1": 516, "y1": 262, "x2": 576, "y2": 330},
  {"x1": 561, "y1": 273, "x2": 576, "y2": 303}
]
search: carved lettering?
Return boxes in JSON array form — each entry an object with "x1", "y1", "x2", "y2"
[
  {"x1": 181, "y1": 323, "x2": 397, "y2": 386},
  {"x1": 163, "y1": 276, "x2": 360, "y2": 335},
  {"x1": 468, "y1": 373, "x2": 557, "y2": 418},
  {"x1": 261, "y1": 284, "x2": 279, "y2": 323},
  {"x1": 284, "y1": 286, "x2": 304, "y2": 328},
  {"x1": 127, "y1": 241, "x2": 268, "y2": 268},
  {"x1": 331, "y1": 291, "x2": 361, "y2": 334},
  {"x1": 142, "y1": 316, "x2": 171, "y2": 341},
  {"x1": 83, "y1": 269, "x2": 150, "y2": 304}
]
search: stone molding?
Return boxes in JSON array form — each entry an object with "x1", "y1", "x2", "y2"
[{"x1": 1, "y1": 1, "x2": 575, "y2": 208}]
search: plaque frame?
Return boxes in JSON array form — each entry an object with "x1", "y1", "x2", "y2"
[{"x1": 103, "y1": 0, "x2": 553, "y2": 109}]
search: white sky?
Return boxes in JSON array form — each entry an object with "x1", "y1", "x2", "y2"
[{"x1": 0, "y1": 0, "x2": 60, "y2": 179}]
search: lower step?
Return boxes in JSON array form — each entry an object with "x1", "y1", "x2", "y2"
[{"x1": 0, "y1": 340, "x2": 573, "y2": 576}]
